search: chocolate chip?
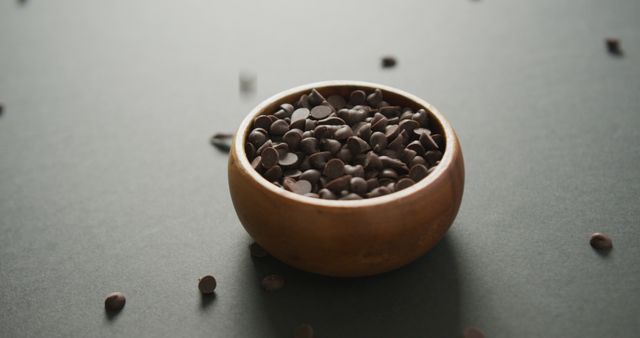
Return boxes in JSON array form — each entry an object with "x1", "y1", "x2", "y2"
[
  {"x1": 246, "y1": 142, "x2": 256, "y2": 160},
  {"x1": 308, "y1": 89, "x2": 326, "y2": 106},
  {"x1": 398, "y1": 119, "x2": 419, "y2": 134},
  {"x1": 409, "y1": 164, "x2": 430, "y2": 181},
  {"x1": 263, "y1": 165, "x2": 283, "y2": 181},
  {"x1": 310, "y1": 105, "x2": 333, "y2": 120},
  {"x1": 279, "y1": 152, "x2": 299, "y2": 167},
  {"x1": 425, "y1": 150, "x2": 443, "y2": 166},
  {"x1": 340, "y1": 193, "x2": 362, "y2": 200},
  {"x1": 410, "y1": 156, "x2": 427, "y2": 167},
  {"x1": 419, "y1": 132, "x2": 439, "y2": 150},
  {"x1": 367, "y1": 88, "x2": 384, "y2": 106},
  {"x1": 254, "y1": 115, "x2": 272, "y2": 130},
  {"x1": 300, "y1": 137, "x2": 319, "y2": 154},
  {"x1": 366, "y1": 178, "x2": 379, "y2": 191},
  {"x1": 256, "y1": 140, "x2": 274, "y2": 155},
  {"x1": 379, "y1": 106, "x2": 401, "y2": 118},
  {"x1": 381, "y1": 56, "x2": 397, "y2": 68},
  {"x1": 270, "y1": 119, "x2": 289, "y2": 136},
  {"x1": 294, "y1": 324, "x2": 314, "y2": 338},
  {"x1": 300, "y1": 169, "x2": 321, "y2": 184},
  {"x1": 590, "y1": 233, "x2": 613, "y2": 250},
  {"x1": 249, "y1": 129, "x2": 268, "y2": 147},
  {"x1": 412, "y1": 109, "x2": 429, "y2": 127},
  {"x1": 318, "y1": 188, "x2": 337, "y2": 199},
  {"x1": 296, "y1": 94, "x2": 310, "y2": 109},
  {"x1": 261, "y1": 274, "x2": 284, "y2": 291},
  {"x1": 344, "y1": 164, "x2": 365, "y2": 178},
  {"x1": 336, "y1": 147, "x2": 353, "y2": 162},
  {"x1": 308, "y1": 151, "x2": 332, "y2": 169},
  {"x1": 210, "y1": 133, "x2": 233, "y2": 152},
  {"x1": 399, "y1": 148, "x2": 417, "y2": 165},
  {"x1": 323, "y1": 158, "x2": 345, "y2": 179},
  {"x1": 280, "y1": 103, "x2": 294, "y2": 114},
  {"x1": 381, "y1": 168, "x2": 398, "y2": 180},
  {"x1": 291, "y1": 108, "x2": 310, "y2": 123},
  {"x1": 104, "y1": 292, "x2": 126, "y2": 312},
  {"x1": 250, "y1": 242, "x2": 268, "y2": 258},
  {"x1": 356, "y1": 123, "x2": 372, "y2": 140},
  {"x1": 350, "y1": 177, "x2": 367, "y2": 195},
  {"x1": 317, "y1": 116, "x2": 345, "y2": 126},
  {"x1": 349, "y1": 90, "x2": 366, "y2": 105},
  {"x1": 261, "y1": 147, "x2": 279, "y2": 168},
  {"x1": 284, "y1": 169, "x2": 302, "y2": 179},
  {"x1": 605, "y1": 38, "x2": 622, "y2": 56},
  {"x1": 327, "y1": 95, "x2": 347, "y2": 110},
  {"x1": 334, "y1": 125, "x2": 355, "y2": 141},
  {"x1": 325, "y1": 175, "x2": 352, "y2": 193},
  {"x1": 431, "y1": 134, "x2": 445, "y2": 149},
  {"x1": 284, "y1": 179, "x2": 313, "y2": 195},
  {"x1": 370, "y1": 132, "x2": 387, "y2": 151},
  {"x1": 198, "y1": 275, "x2": 217, "y2": 294},
  {"x1": 283, "y1": 129, "x2": 303, "y2": 150},
  {"x1": 364, "y1": 151, "x2": 383, "y2": 170},
  {"x1": 406, "y1": 140, "x2": 425, "y2": 154},
  {"x1": 396, "y1": 178, "x2": 415, "y2": 190},
  {"x1": 347, "y1": 136, "x2": 371, "y2": 154}
]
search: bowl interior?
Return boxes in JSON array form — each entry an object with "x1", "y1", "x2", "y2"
[{"x1": 233, "y1": 80, "x2": 456, "y2": 207}]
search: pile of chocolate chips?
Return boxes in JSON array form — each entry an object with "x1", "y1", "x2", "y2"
[{"x1": 245, "y1": 88, "x2": 445, "y2": 200}]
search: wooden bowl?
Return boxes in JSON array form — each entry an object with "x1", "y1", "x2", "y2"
[{"x1": 228, "y1": 81, "x2": 464, "y2": 277}]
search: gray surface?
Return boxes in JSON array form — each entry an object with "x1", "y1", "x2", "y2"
[{"x1": 1, "y1": 0, "x2": 639, "y2": 337}]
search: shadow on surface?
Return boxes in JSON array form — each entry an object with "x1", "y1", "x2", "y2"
[
  {"x1": 104, "y1": 310, "x2": 121, "y2": 322},
  {"x1": 200, "y1": 293, "x2": 217, "y2": 310},
  {"x1": 247, "y1": 236, "x2": 461, "y2": 338}
]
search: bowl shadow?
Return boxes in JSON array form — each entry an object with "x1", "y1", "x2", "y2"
[{"x1": 247, "y1": 235, "x2": 461, "y2": 338}]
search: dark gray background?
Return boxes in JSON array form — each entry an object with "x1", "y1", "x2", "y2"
[{"x1": 1, "y1": 0, "x2": 639, "y2": 337}]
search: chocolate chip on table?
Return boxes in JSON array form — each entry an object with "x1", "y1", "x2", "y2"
[
  {"x1": 245, "y1": 88, "x2": 446, "y2": 199},
  {"x1": 463, "y1": 327, "x2": 485, "y2": 338},
  {"x1": 605, "y1": 38, "x2": 622, "y2": 56},
  {"x1": 104, "y1": 292, "x2": 126, "y2": 312},
  {"x1": 250, "y1": 242, "x2": 268, "y2": 258},
  {"x1": 198, "y1": 275, "x2": 217, "y2": 294},
  {"x1": 381, "y1": 56, "x2": 397, "y2": 68},
  {"x1": 294, "y1": 324, "x2": 314, "y2": 338},
  {"x1": 261, "y1": 274, "x2": 284, "y2": 291},
  {"x1": 239, "y1": 72, "x2": 256, "y2": 95},
  {"x1": 210, "y1": 133, "x2": 233, "y2": 152},
  {"x1": 590, "y1": 233, "x2": 613, "y2": 250}
]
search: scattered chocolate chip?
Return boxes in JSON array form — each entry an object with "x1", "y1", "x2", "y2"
[
  {"x1": 104, "y1": 292, "x2": 126, "y2": 312},
  {"x1": 198, "y1": 275, "x2": 217, "y2": 294},
  {"x1": 605, "y1": 38, "x2": 622, "y2": 56},
  {"x1": 590, "y1": 233, "x2": 613, "y2": 250},
  {"x1": 210, "y1": 133, "x2": 233, "y2": 152},
  {"x1": 381, "y1": 56, "x2": 397, "y2": 68},
  {"x1": 261, "y1": 274, "x2": 284, "y2": 291},
  {"x1": 239, "y1": 72, "x2": 256, "y2": 95}
]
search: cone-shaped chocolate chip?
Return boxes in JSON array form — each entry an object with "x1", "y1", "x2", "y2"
[
  {"x1": 336, "y1": 147, "x2": 353, "y2": 162},
  {"x1": 198, "y1": 275, "x2": 217, "y2": 294},
  {"x1": 260, "y1": 147, "x2": 279, "y2": 168},
  {"x1": 379, "y1": 156, "x2": 408, "y2": 172},
  {"x1": 419, "y1": 132, "x2": 439, "y2": 150},
  {"x1": 322, "y1": 139, "x2": 342, "y2": 154},
  {"x1": 317, "y1": 116, "x2": 345, "y2": 125},
  {"x1": 308, "y1": 88, "x2": 326, "y2": 106},
  {"x1": 350, "y1": 177, "x2": 367, "y2": 195},
  {"x1": 327, "y1": 95, "x2": 347, "y2": 110},
  {"x1": 249, "y1": 129, "x2": 268, "y2": 147},
  {"x1": 273, "y1": 143, "x2": 289, "y2": 157},
  {"x1": 366, "y1": 88, "x2": 383, "y2": 106},
  {"x1": 318, "y1": 188, "x2": 337, "y2": 200},
  {"x1": 399, "y1": 148, "x2": 417, "y2": 165},
  {"x1": 310, "y1": 105, "x2": 333, "y2": 120},
  {"x1": 297, "y1": 94, "x2": 310, "y2": 109},
  {"x1": 370, "y1": 132, "x2": 387, "y2": 151},
  {"x1": 300, "y1": 137, "x2": 319, "y2": 154},
  {"x1": 308, "y1": 151, "x2": 331, "y2": 170},
  {"x1": 366, "y1": 178, "x2": 379, "y2": 191},
  {"x1": 379, "y1": 106, "x2": 401, "y2": 118},
  {"x1": 398, "y1": 119, "x2": 419, "y2": 134},
  {"x1": 105, "y1": 292, "x2": 126, "y2": 312},
  {"x1": 396, "y1": 178, "x2": 415, "y2": 191},
  {"x1": 300, "y1": 169, "x2": 321, "y2": 184},
  {"x1": 406, "y1": 140, "x2": 425, "y2": 154},
  {"x1": 280, "y1": 103, "x2": 294, "y2": 114},
  {"x1": 409, "y1": 164, "x2": 430, "y2": 181},
  {"x1": 412, "y1": 108, "x2": 429, "y2": 127},
  {"x1": 356, "y1": 123, "x2": 372, "y2": 140},
  {"x1": 325, "y1": 175, "x2": 352, "y2": 193},
  {"x1": 283, "y1": 169, "x2": 302, "y2": 179},
  {"x1": 254, "y1": 115, "x2": 272, "y2": 130},
  {"x1": 381, "y1": 168, "x2": 398, "y2": 180},
  {"x1": 263, "y1": 165, "x2": 283, "y2": 181},
  {"x1": 323, "y1": 158, "x2": 345, "y2": 179},
  {"x1": 384, "y1": 125, "x2": 400, "y2": 140},
  {"x1": 425, "y1": 150, "x2": 443, "y2": 166},
  {"x1": 364, "y1": 151, "x2": 383, "y2": 170},
  {"x1": 400, "y1": 110, "x2": 414, "y2": 120},
  {"x1": 340, "y1": 193, "x2": 362, "y2": 200},
  {"x1": 283, "y1": 129, "x2": 303, "y2": 150},
  {"x1": 590, "y1": 233, "x2": 613, "y2": 250},
  {"x1": 278, "y1": 152, "x2": 299, "y2": 167},
  {"x1": 284, "y1": 179, "x2": 313, "y2": 195},
  {"x1": 349, "y1": 90, "x2": 366, "y2": 105},
  {"x1": 334, "y1": 126, "x2": 354, "y2": 141},
  {"x1": 410, "y1": 156, "x2": 427, "y2": 167},
  {"x1": 414, "y1": 128, "x2": 431, "y2": 137},
  {"x1": 347, "y1": 136, "x2": 371, "y2": 154},
  {"x1": 245, "y1": 142, "x2": 256, "y2": 160},
  {"x1": 344, "y1": 164, "x2": 365, "y2": 178},
  {"x1": 291, "y1": 108, "x2": 310, "y2": 123},
  {"x1": 387, "y1": 132, "x2": 405, "y2": 152},
  {"x1": 431, "y1": 134, "x2": 445, "y2": 149},
  {"x1": 256, "y1": 140, "x2": 273, "y2": 155},
  {"x1": 270, "y1": 119, "x2": 289, "y2": 136}
]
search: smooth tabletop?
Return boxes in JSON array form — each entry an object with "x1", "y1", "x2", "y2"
[{"x1": 1, "y1": 1, "x2": 639, "y2": 337}]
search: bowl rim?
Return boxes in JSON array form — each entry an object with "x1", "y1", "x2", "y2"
[{"x1": 232, "y1": 80, "x2": 458, "y2": 208}]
